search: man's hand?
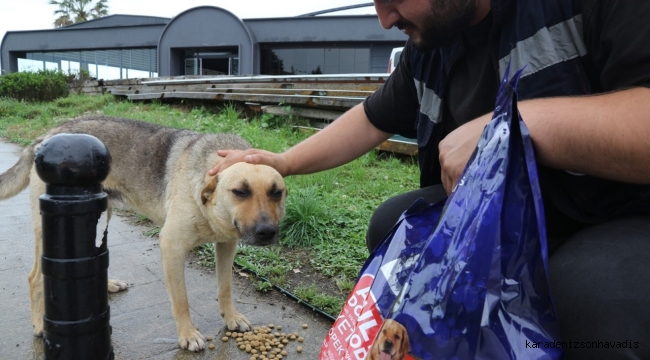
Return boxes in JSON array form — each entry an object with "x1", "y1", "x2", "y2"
[
  {"x1": 438, "y1": 113, "x2": 491, "y2": 194},
  {"x1": 207, "y1": 104, "x2": 391, "y2": 178},
  {"x1": 208, "y1": 149, "x2": 289, "y2": 176}
]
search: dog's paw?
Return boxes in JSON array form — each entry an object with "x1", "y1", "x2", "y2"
[
  {"x1": 32, "y1": 310, "x2": 44, "y2": 337},
  {"x1": 223, "y1": 311, "x2": 252, "y2": 332},
  {"x1": 32, "y1": 322, "x2": 44, "y2": 337},
  {"x1": 178, "y1": 328, "x2": 206, "y2": 352},
  {"x1": 108, "y1": 279, "x2": 129, "y2": 293}
]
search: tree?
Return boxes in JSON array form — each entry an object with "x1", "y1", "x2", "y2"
[{"x1": 50, "y1": 0, "x2": 109, "y2": 28}]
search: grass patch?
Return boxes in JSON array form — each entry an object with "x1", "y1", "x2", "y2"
[
  {"x1": 294, "y1": 285, "x2": 345, "y2": 317},
  {"x1": 280, "y1": 186, "x2": 328, "y2": 248},
  {"x1": 0, "y1": 94, "x2": 419, "y2": 318}
]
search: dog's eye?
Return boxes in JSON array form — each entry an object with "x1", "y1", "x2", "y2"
[
  {"x1": 269, "y1": 189, "x2": 284, "y2": 200},
  {"x1": 231, "y1": 189, "x2": 251, "y2": 198}
]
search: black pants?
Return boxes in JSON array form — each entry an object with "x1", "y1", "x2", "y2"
[{"x1": 366, "y1": 185, "x2": 650, "y2": 360}]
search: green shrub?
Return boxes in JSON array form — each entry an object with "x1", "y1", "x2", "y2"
[
  {"x1": 0, "y1": 69, "x2": 69, "y2": 102},
  {"x1": 66, "y1": 69, "x2": 94, "y2": 95}
]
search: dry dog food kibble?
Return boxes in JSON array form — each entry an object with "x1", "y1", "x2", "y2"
[{"x1": 222, "y1": 325, "x2": 306, "y2": 357}]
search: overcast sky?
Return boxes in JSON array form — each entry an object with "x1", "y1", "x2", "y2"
[{"x1": 0, "y1": 0, "x2": 377, "y2": 43}]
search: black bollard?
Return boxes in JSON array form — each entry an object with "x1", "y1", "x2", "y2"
[{"x1": 34, "y1": 133, "x2": 114, "y2": 360}]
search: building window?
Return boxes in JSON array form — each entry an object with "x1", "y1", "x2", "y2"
[
  {"x1": 183, "y1": 48, "x2": 239, "y2": 76},
  {"x1": 17, "y1": 48, "x2": 157, "y2": 80},
  {"x1": 261, "y1": 47, "x2": 370, "y2": 75}
]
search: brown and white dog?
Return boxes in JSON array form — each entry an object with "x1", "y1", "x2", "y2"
[{"x1": 0, "y1": 116, "x2": 287, "y2": 351}]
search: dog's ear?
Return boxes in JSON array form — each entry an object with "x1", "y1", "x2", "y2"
[
  {"x1": 401, "y1": 325, "x2": 411, "y2": 355},
  {"x1": 201, "y1": 176, "x2": 218, "y2": 205}
]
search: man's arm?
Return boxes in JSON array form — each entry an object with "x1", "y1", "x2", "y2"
[
  {"x1": 209, "y1": 103, "x2": 393, "y2": 176},
  {"x1": 439, "y1": 87, "x2": 650, "y2": 193}
]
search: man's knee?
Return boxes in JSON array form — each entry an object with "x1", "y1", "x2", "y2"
[
  {"x1": 366, "y1": 185, "x2": 447, "y2": 252},
  {"x1": 366, "y1": 196, "x2": 402, "y2": 252},
  {"x1": 549, "y1": 216, "x2": 650, "y2": 360}
]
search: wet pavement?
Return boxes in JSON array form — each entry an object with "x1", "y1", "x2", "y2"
[{"x1": 0, "y1": 139, "x2": 333, "y2": 359}]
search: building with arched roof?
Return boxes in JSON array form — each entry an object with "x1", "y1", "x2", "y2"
[{"x1": 0, "y1": 5, "x2": 406, "y2": 79}]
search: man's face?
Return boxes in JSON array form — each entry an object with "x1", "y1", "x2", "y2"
[{"x1": 375, "y1": 0, "x2": 479, "y2": 51}]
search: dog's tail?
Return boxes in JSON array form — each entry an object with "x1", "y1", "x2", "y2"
[{"x1": 0, "y1": 141, "x2": 39, "y2": 200}]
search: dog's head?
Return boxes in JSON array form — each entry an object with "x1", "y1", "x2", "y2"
[
  {"x1": 201, "y1": 162, "x2": 286, "y2": 245},
  {"x1": 371, "y1": 319, "x2": 411, "y2": 360}
]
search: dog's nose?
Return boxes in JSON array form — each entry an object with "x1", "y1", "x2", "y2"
[
  {"x1": 255, "y1": 223, "x2": 277, "y2": 242},
  {"x1": 384, "y1": 340, "x2": 393, "y2": 350}
]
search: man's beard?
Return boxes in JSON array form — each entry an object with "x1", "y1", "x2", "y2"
[{"x1": 396, "y1": 0, "x2": 478, "y2": 51}]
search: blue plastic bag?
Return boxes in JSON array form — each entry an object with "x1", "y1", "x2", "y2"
[{"x1": 320, "y1": 66, "x2": 562, "y2": 360}]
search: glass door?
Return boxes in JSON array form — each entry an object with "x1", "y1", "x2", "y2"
[{"x1": 184, "y1": 48, "x2": 238, "y2": 76}]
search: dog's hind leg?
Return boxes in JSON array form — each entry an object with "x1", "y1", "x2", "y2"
[
  {"x1": 27, "y1": 228, "x2": 44, "y2": 336},
  {"x1": 215, "y1": 241, "x2": 252, "y2": 331},
  {"x1": 159, "y1": 222, "x2": 205, "y2": 351},
  {"x1": 27, "y1": 175, "x2": 45, "y2": 336},
  {"x1": 102, "y1": 206, "x2": 129, "y2": 293}
]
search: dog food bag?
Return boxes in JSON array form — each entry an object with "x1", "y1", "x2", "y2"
[
  {"x1": 319, "y1": 65, "x2": 563, "y2": 360},
  {"x1": 319, "y1": 198, "x2": 443, "y2": 360}
]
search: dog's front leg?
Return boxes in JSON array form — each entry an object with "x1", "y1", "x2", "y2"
[
  {"x1": 215, "y1": 241, "x2": 251, "y2": 331},
  {"x1": 159, "y1": 227, "x2": 205, "y2": 352}
]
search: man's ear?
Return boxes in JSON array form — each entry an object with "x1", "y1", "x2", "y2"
[{"x1": 201, "y1": 176, "x2": 218, "y2": 205}]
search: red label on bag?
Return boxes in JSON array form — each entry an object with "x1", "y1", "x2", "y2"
[{"x1": 320, "y1": 274, "x2": 383, "y2": 360}]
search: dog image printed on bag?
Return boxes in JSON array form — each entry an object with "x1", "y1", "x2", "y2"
[
  {"x1": 0, "y1": 115, "x2": 287, "y2": 352},
  {"x1": 366, "y1": 319, "x2": 411, "y2": 360}
]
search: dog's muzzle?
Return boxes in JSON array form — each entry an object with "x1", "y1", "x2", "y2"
[
  {"x1": 383, "y1": 339, "x2": 394, "y2": 352},
  {"x1": 237, "y1": 219, "x2": 278, "y2": 246},
  {"x1": 379, "y1": 340, "x2": 396, "y2": 360}
]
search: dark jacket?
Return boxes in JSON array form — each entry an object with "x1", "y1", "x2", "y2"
[{"x1": 369, "y1": 0, "x2": 650, "y2": 223}]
